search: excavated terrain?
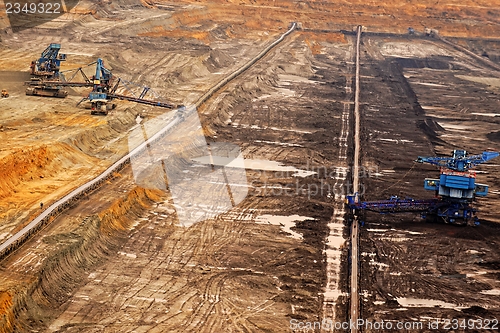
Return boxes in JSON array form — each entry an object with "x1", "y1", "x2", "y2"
[
  {"x1": 359, "y1": 36, "x2": 500, "y2": 330},
  {"x1": 0, "y1": 1, "x2": 499, "y2": 332},
  {"x1": 0, "y1": 28, "x2": 356, "y2": 333}
]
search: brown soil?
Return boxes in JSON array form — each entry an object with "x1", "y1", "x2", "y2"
[
  {"x1": 0, "y1": 1, "x2": 499, "y2": 333},
  {"x1": 358, "y1": 35, "x2": 500, "y2": 330}
]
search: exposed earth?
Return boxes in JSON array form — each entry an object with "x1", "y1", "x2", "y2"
[{"x1": 0, "y1": 1, "x2": 499, "y2": 332}]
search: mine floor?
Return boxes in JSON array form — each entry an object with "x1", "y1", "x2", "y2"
[{"x1": 0, "y1": 1, "x2": 499, "y2": 332}]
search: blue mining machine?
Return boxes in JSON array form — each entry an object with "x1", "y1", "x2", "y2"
[
  {"x1": 24, "y1": 44, "x2": 179, "y2": 114},
  {"x1": 347, "y1": 150, "x2": 499, "y2": 226},
  {"x1": 26, "y1": 43, "x2": 69, "y2": 98},
  {"x1": 29, "y1": 43, "x2": 66, "y2": 78},
  {"x1": 79, "y1": 58, "x2": 177, "y2": 115},
  {"x1": 25, "y1": 56, "x2": 178, "y2": 115}
]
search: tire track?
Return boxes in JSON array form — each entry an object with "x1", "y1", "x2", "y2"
[{"x1": 0, "y1": 22, "x2": 298, "y2": 263}]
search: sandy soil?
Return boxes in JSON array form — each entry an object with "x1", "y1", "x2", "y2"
[
  {"x1": 0, "y1": 3, "x2": 352, "y2": 332},
  {"x1": 0, "y1": 1, "x2": 499, "y2": 333}
]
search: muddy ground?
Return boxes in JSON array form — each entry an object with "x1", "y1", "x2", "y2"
[
  {"x1": 0, "y1": 1, "x2": 499, "y2": 333},
  {"x1": 0, "y1": 2, "x2": 354, "y2": 332},
  {"x1": 359, "y1": 35, "x2": 500, "y2": 331}
]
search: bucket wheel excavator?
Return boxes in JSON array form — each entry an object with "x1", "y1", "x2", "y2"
[{"x1": 347, "y1": 150, "x2": 499, "y2": 226}]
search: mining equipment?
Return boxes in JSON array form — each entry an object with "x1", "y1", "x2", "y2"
[
  {"x1": 1, "y1": 89, "x2": 8, "y2": 98},
  {"x1": 77, "y1": 58, "x2": 178, "y2": 115},
  {"x1": 25, "y1": 45, "x2": 178, "y2": 114},
  {"x1": 29, "y1": 43, "x2": 66, "y2": 78},
  {"x1": 25, "y1": 85, "x2": 68, "y2": 98},
  {"x1": 424, "y1": 28, "x2": 439, "y2": 37},
  {"x1": 347, "y1": 150, "x2": 499, "y2": 226},
  {"x1": 25, "y1": 44, "x2": 69, "y2": 98}
]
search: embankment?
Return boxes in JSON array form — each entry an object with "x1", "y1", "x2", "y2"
[{"x1": 0, "y1": 187, "x2": 163, "y2": 333}]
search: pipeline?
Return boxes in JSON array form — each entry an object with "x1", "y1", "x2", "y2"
[
  {"x1": 0, "y1": 108, "x2": 188, "y2": 261},
  {"x1": 0, "y1": 23, "x2": 298, "y2": 262},
  {"x1": 350, "y1": 24, "x2": 362, "y2": 333}
]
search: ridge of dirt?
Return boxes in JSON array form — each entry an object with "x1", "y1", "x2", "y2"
[
  {"x1": 0, "y1": 187, "x2": 163, "y2": 333},
  {"x1": 0, "y1": 143, "x2": 102, "y2": 200},
  {"x1": 0, "y1": 105, "x2": 143, "y2": 246},
  {"x1": 2, "y1": 0, "x2": 499, "y2": 39}
]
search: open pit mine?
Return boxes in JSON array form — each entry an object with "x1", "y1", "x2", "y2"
[{"x1": 0, "y1": 1, "x2": 499, "y2": 332}]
